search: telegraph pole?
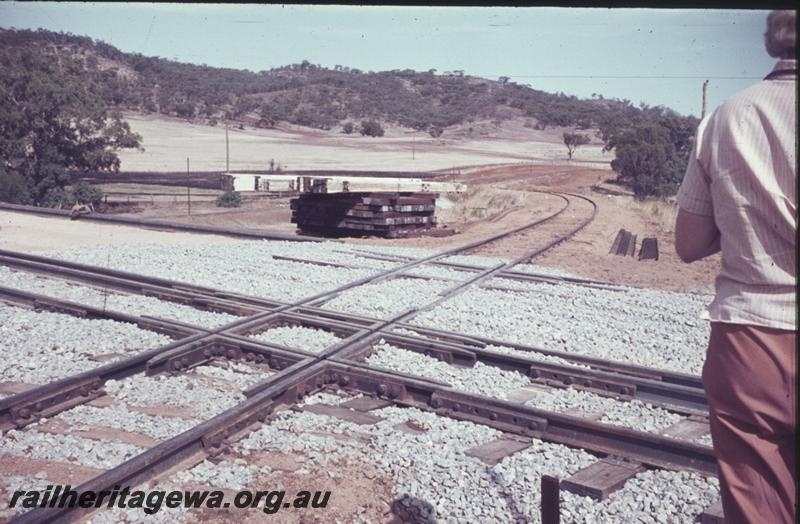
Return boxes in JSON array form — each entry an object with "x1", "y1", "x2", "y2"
[
  {"x1": 186, "y1": 157, "x2": 191, "y2": 216},
  {"x1": 225, "y1": 123, "x2": 230, "y2": 172},
  {"x1": 701, "y1": 80, "x2": 709, "y2": 119}
]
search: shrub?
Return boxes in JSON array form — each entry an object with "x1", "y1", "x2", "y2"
[
  {"x1": 174, "y1": 101, "x2": 196, "y2": 118},
  {"x1": 40, "y1": 187, "x2": 71, "y2": 208},
  {"x1": 216, "y1": 190, "x2": 242, "y2": 207},
  {"x1": 0, "y1": 169, "x2": 32, "y2": 204},
  {"x1": 360, "y1": 119, "x2": 384, "y2": 137},
  {"x1": 342, "y1": 122, "x2": 355, "y2": 134},
  {"x1": 70, "y1": 181, "x2": 104, "y2": 207},
  {"x1": 39, "y1": 182, "x2": 103, "y2": 209}
]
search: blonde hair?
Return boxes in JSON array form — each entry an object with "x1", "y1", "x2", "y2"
[{"x1": 765, "y1": 10, "x2": 796, "y2": 59}]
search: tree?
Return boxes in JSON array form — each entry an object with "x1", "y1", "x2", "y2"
[
  {"x1": 360, "y1": 120, "x2": 384, "y2": 137},
  {"x1": 610, "y1": 123, "x2": 688, "y2": 197},
  {"x1": 562, "y1": 132, "x2": 590, "y2": 159},
  {"x1": 0, "y1": 168, "x2": 31, "y2": 204},
  {"x1": 0, "y1": 46, "x2": 142, "y2": 205}
]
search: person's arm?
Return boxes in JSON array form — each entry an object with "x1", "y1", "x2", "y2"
[
  {"x1": 675, "y1": 208, "x2": 720, "y2": 263},
  {"x1": 675, "y1": 116, "x2": 719, "y2": 263}
]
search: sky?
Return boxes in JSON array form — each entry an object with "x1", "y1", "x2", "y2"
[{"x1": 0, "y1": 3, "x2": 777, "y2": 117}]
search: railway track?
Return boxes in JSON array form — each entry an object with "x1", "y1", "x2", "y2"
[{"x1": 0, "y1": 192, "x2": 721, "y2": 522}]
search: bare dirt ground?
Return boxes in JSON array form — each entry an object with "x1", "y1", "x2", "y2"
[
  {"x1": 347, "y1": 165, "x2": 719, "y2": 293},
  {"x1": 0, "y1": 211, "x2": 238, "y2": 253},
  {"x1": 119, "y1": 195, "x2": 297, "y2": 233}
]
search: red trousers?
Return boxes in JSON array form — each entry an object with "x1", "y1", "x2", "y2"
[{"x1": 703, "y1": 322, "x2": 796, "y2": 524}]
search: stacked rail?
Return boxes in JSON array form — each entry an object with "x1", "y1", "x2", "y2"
[{"x1": 290, "y1": 192, "x2": 439, "y2": 238}]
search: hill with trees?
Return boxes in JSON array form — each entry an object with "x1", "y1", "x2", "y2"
[{"x1": 0, "y1": 27, "x2": 699, "y2": 199}]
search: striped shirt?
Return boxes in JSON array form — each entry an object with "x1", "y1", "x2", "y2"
[{"x1": 677, "y1": 59, "x2": 797, "y2": 330}]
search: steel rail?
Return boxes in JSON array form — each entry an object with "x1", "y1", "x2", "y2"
[
  {"x1": 0, "y1": 193, "x2": 704, "y2": 406},
  {"x1": 0, "y1": 192, "x2": 572, "y2": 426},
  {"x1": 0, "y1": 193, "x2": 570, "y2": 312},
  {"x1": 11, "y1": 354, "x2": 716, "y2": 524},
  {"x1": 10, "y1": 191, "x2": 717, "y2": 524},
  {"x1": 0, "y1": 284, "x2": 203, "y2": 339},
  {"x1": 10, "y1": 360, "x2": 330, "y2": 524},
  {"x1": 0, "y1": 282, "x2": 707, "y2": 416},
  {"x1": 0, "y1": 244, "x2": 704, "y2": 403},
  {"x1": 324, "y1": 361, "x2": 717, "y2": 475}
]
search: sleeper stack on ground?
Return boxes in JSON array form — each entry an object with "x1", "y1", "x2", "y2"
[{"x1": 291, "y1": 192, "x2": 438, "y2": 238}]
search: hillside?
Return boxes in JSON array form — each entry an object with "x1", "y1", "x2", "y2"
[{"x1": 0, "y1": 27, "x2": 662, "y2": 135}]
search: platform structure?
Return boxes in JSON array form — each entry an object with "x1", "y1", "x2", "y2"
[{"x1": 220, "y1": 173, "x2": 465, "y2": 195}]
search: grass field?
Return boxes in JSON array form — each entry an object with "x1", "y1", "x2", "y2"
[{"x1": 117, "y1": 113, "x2": 613, "y2": 173}]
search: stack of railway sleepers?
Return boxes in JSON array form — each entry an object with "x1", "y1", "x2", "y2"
[
  {"x1": 609, "y1": 228, "x2": 637, "y2": 257},
  {"x1": 291, "y1": 192, "x2": 438, "y2": 238}
]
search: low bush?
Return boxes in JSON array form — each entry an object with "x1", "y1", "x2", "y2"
[{"x1": 216, "y1": 190, "x2": 242, "y2": 207}]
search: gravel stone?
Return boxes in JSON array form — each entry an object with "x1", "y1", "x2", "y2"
[
  {"x1": 0, "y1": 240, "x2": 720, "y2": 523},
  {"x1": 323, "y1": 278, "x2": 452, "y2": 319},
  {"x1": 348, "y1": 245, "x2": 437, "y2": 260},
  {"x1": 404, "y1": 264, "x2": 474, "y2": 282},
  {"x1": 55, "y1": 405, "x2": 199, "y2": 441},
  {"x1": 367, "y1": 341, "x2": 682, "y2": 433},
  {"x1": 299, "y1": 391, "x2": 364, "y2": 406},
  {"x1": 412, "y1": 284, "x2": 712, "y2": 375},
  {"x1": 513, "y1": 264, "x2": 583, "y2": 279},
  {"x1": 173, "y1": 458, "x2": 272, "y2": 491},
  {"x1": 50, "y1": 241, "x2": 382, "y2": 303},
  {"x1": 525, "y1": 388, "x2": 683, "y2": 433},
  {"x1": 0, "y1": 429, "x2": 143, "y2": 470},
  {"x1": 0, "y1": 475, "x2": 53, "y2": 519},
  {"x1": 442, "y1": 254, "x2": 510, "y2": 268},
  {"x1": 250, "y1": 325, "x2": 342, "y2": 354},
  {"x1": 0, "y1": 266, "x2": 238, "y2": 328},
  {"x1": 236, "y1": 394, "x2": 716, "y2": 523},
  {"x1": 191, "y1": 361, "x2": 274, "y2": 390},
  {"x1": 561, "y1": 469, "x2": 719, "y2": 523},
  {"x1": 104, "y1": 370, "x2": 245, "y2": 419},
  {"x1": 481, "y1": 344, "x2": 589, "y2": 369},
  {"x1": 366, "y1": 341, "x2": 530, "y2": 400},
  {"x1": 236, "y1": 400, "x2": 596, "y2": 523},
  {"x1": 86, "y1": 482, "x2": 189, "y2": 524},
  {"x1": 0, "y1": 303, "x2": 171, "y2": 391}
]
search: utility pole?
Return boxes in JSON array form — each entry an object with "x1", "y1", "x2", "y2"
[
  {"x1": 701, "y1": 80, "x2": 709, "y2": 119},
  {"x1": 225, "y1": 123, "x2": 230, "y2": 173},
  {"x1": 412, "y1": 133, "x2": 415, "y2": 160},
  {"x1": 186, "y1": 157, "x2": 191, "y2": 216}
]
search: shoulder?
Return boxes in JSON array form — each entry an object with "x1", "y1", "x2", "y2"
[
  {"x1": 712, "y1": 79, "x2": 793, "y2": 125},
  {"x1": 713, "y1": 82, "x2": 770, "y2": 121},
  {"x1": 703, "y1": 80, "x2": 788, "y2": 141}
]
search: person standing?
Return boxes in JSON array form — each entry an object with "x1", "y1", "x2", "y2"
[{"x1": 674, "y1": 10, "x2": 796, "y2": 524}]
